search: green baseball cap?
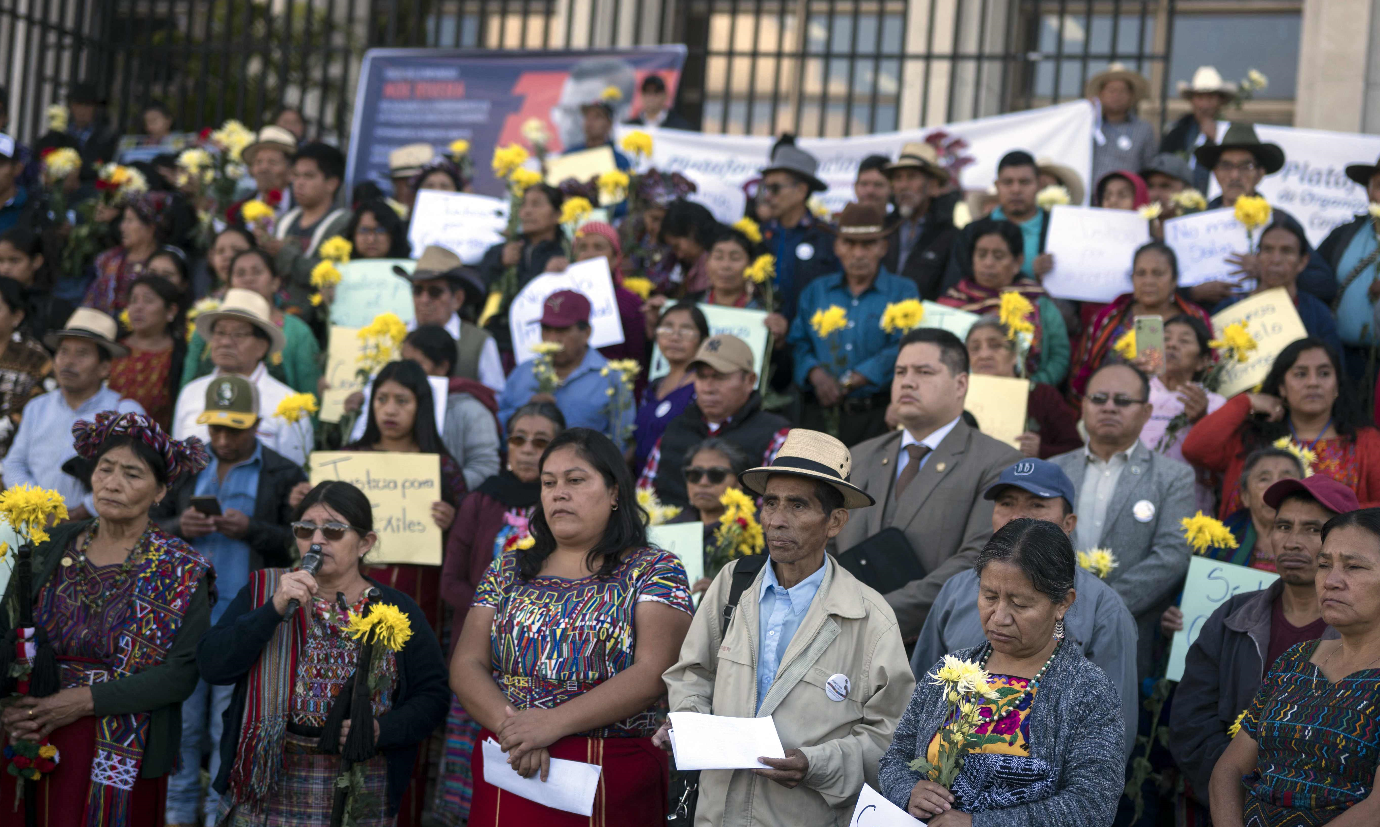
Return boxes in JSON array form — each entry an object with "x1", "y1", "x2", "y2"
[{"x1": 196, "y1": 375, "x2": 259, "y2": 429}]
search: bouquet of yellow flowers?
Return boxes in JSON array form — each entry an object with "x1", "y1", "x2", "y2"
[
  {"x1": 601, "y1": 358, "x2": 641, "y2": 447},
  {"x1": 707, "y1": 488, "x2": 765, "y2": 579},
  {"x1": 744, "y1": 254, "x2": 777, "y2": 313},
  {"x1": 637, "y1": 489, "x2": 682, "y2": 526},
  {"x1": 1234, "y1": 195, "x2": 1272, "y2": 252},
  {"x1": 880, "y1": 299, "x2": 925, "y2": 334},
  {"x1": 1077, "y1": 548, "x2": 1118, "y2": 579},
  {"x1": 907, "y1": 654, "x2": 1028, "y2": 788},
  {"x1": 1182, "y1": 511, "x2": 1238, "y2": 555},
  {"x1": 530, "y1": 342, "x2": 563, "y2": 394}
]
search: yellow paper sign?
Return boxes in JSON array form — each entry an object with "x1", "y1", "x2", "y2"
[
  {"x1": 545, "y1": 146, "x2": 617, "y2": 196},
  {"x1": 310, "y1": 451, "x2": 443, "y2": 566},
  {"x1": 320, "y1": 326, "x2": 363, "y2": 424},
  {"x1": 1209, "y1": 288, "x2": 1308, "y2": 398},
  {"x1": 965, "y1": 374, "x2": 1030, "y2": 449}
]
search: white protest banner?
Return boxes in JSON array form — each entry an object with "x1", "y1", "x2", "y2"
[
  {"x1": 1166, "y1": 556, "x2": 1278, "y2": 682},
  {"x1": 332, "y1": 259, "x2": 417, "y2": 328},
  {"x1": 648, "y1": 522, "x2": 705, "y2": 588},
  {"x1": 850, "y1": 783, "x2": 924, "y2": 826},
  {"x1": 619, "y1": 100, "x2": 1095, "y2": 223},
  {"x1": 407, "y1": 191, "x2": 509, "y2": 264},
  {"x1": 508, "y1": 257, "x2": 626, "y2": 359},
  {"x1": 1163, "y1": 208, "x2": 1254, "y2": 288},
  {"x1": 310, "y1": 451, "x2": 443, "y2": 566},
  {"x1": 1209, "y1": 287, "x2": 1309, "y2": 398},
  {"x1": 1208, "y1": 123, "x2": 1380, "y2": 247},
  {"x1": 918, "y1": 301, "x2": 981, "y2": 341},
  {"x1": 1042, "y1": 205, "x2": 1150, "y2": 302},
  {"x1": 649, "y1": 304, "x2": 771, "y2": 382}
]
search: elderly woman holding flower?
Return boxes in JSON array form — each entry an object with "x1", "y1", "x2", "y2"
[
  {"x1": 879, "y1": 518, "x2": 1125, "y2": 827},
  {"x1": 964, "y1": 318, "x2": 1080, "y2": 458},
  {"x1": 199, "y1": 480, "x2": 448, "y2": 827},
  {"x1": 0, "y1": 412, "x2": 215, "y2": 827}
]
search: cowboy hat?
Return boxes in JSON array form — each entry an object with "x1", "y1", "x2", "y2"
[
  {"x1": 760, "y1": 143, "x2": 828, "y2": 193},
  {"x1": 1085, "y1": 62, "x2": 1150, "y2": 102},
  {"x1": 1195, "y1": 122, "x2": 1285, "y2": 175},
  {"x1": 44, "y1": 308, "x2": 128, "y2": 359},
  {"x1": 834, "y1": 203, "x2": 895, "y2": 242},
  {"x1": 394, "y1": 245, "x2": 485, "y2": 298},
  {"x1": 241, "y1": 125, "x2": 298, "y2": 167},
  {"x1": 886, "y1": 142, "x2": 948, "y2": 183},
  {"x1": 740, "y1": 429, "x2": 874, "y2": 509},
  {"x1": 1345, "y1": 154, "x2": 1380, "y2": 187},
  {"x1": 194, "y1": 288, "x2": 286, "y2": 355},
  {"x1": 1036, "y1": 158, "x2": 1086, "y2": 206},
  {"x1": 1178, "y1": 66, "x2": 1237, "y2": 99}
]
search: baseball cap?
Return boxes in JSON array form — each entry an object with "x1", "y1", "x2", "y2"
[
  {"x1": 196, "y1": 375, "x2": 260, "y2": 429},
  {"x1": 539, "y1": 290, "x2": 592, "y2": 328},
  {"x1": 1262, "y1": 475, "x2": 1359, "y2": 516},
  {"x1": 687, "y1": 334, "x2": 755, "y2": 376},
  {"x1": 983, "y1": 458, "x2": 1077, "y2": 507},
  {"x1": 0, "y1": 133, "x2": 14, "y2": 161}
]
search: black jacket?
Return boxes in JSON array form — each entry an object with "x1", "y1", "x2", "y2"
[
  {"x1": 940, "y1": 209, "x2": 1052, "y2": 295},
  {"x1": 883, "y1": 210, "x2": 959, "y2": 300},
  {"x1": 1206, "y1": 198, "x2": 1338, "y2": 304},
  {"x1": 625, "y1": 110, "x2": 694, "y2": 130},
  {"x1": 152, "y1": 443, "x2": 306, "y2": 571},
  {"x1": 201, "y1": 578, "x2": 450, "y2": 815},
  {"x1": 652, "y1": 391, "x2": 790, "y2": 508}
]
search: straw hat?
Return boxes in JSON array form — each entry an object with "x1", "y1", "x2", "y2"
[
  {"x1": 740, "y1": 429, "x2": 875, "y2": 509},
  {"x1": 886, "y1": 141, "x2": 947, "y2": 183},
  {"x1": 1085, "y1": 62, "x2": 1150, "y2": 102},
  {"x1": 1178, "y1": 66, "x2": 1237, "y2": 99},
  {"x1": 194, "y1": 289, "x2": 286, "y2": 355},
  {"x1": 389, "y1": 142, "x2": 435, "y2": 179},
  {"x1": 241, "y1": 125, "x2": 299, "y2": 166},
  {"x1": 44, "y1": 307, "x2": 128, "y2": 359},
  {"x1": 1036, "y1": 158, "x2": 1086, "y2": 206}
]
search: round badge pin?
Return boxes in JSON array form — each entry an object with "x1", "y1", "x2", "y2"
[
  {"x1": 796, "y1": 242, "x2": 815, "y2": 261},
  {"x1": 1133, "y1": 499, "x2": 1156, "y2": 522},
  {"x1": 825, "y1": 673, "x2": 850, "y2": 702},
  {"x1": 1117, "y1": 134, "x2": 1133, "y2": 151},
  {"x1": 655, "y1": 400, "x2": 672, "y2": 418}
]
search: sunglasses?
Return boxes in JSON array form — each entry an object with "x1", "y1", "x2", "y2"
[
  {"x1": 291, "y1": 521, "x2": 358, "y2": 541},
  {"x1": 1087, "y1": 392, "x2": 1146, "y2": 408},
  {"x1": 684, "y1": 466, "x2": 733, "y2": 485},
  {"x1": 412, "y1": 284, "x2": 451, "y2": 300},
  {"x1": 508, "y1": 434, "x2": 550, "y2": 450}
]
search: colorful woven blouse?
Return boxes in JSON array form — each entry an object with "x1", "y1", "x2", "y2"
[
  {"x1": 926, "y1": 674, "x2": 1039, "y2": 766},
  {"x1": 109, "y1": 347, "x2": 174, "y2": 430},
  {"x1": 290, "y1": 594, "x2": 399, "y2": 727},
  {"x1": 0, "y1": 332, "x2": 53, "y2": 463},
  {"x1": 474, "y1": 545, "x2": 693, "y2": 738},
  {"x1": 1240, "y1": 641, "x2": 1380, "y2": 826}
]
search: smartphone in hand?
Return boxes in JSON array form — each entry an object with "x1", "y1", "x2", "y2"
[
  {"x1": 1133, "y1": 315, "x2": 1165, "y2": 375},
  {"x1": 190, "y1": 496, "x2": 222, "y2": 517}
]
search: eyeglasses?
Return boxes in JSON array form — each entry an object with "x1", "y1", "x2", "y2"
[
  {"x1": 656, "y1": 325, "x2": 700, "y2": 340},
  {"x1": 508, "y1": 434, "x2": 550, "y2": 450},
  {"x1": 684, "y1": 466, "x2": 733, "y2": 485},
  {"x1": 291, "y1": 521, "x2": 358, "y2": 541},
  {"x1": 412, "y1": 284, "x2": 450, "y2": 300},
  {"x1": 1216, "y1": 160, "x2": 1259, "y2": 174},
  {"x1": 1087, "y1": 392, "x2": 1146, "y2": 408}
]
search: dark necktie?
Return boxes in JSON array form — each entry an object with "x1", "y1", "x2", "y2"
[{"x1": 894, "y1": 444, "x2": 931, "y2": 500}]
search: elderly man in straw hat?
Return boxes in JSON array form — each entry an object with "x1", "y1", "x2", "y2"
[
  {"x1": 1087, "y1": 62, "x2": 1157, "y2": 189},
  {"x1": 172, "y1": 289, "x2": 312, "y2": 466},
  {"x1": 3, "y1": 308, "x2": 145, "y2": 517},
  {"x1": 1161, "y1": 66, "x2": 1237, "y2": 191},
  {"x1": 229, "y1": 124, "x2": 299, "y2": 223},
  {"x1": 659, "y1": 429, "x2": 915, "y2": 827},
  {"x1": 882, "y1": 142, "x2": 957, "y2": 300}
]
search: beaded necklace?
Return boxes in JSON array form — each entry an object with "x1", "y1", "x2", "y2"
[
  {"x1": 61, "y1": 522, "x2": 154, "y2": 610},
  {"x1": 977, "y1": 638, "x2": 1063, "y2": 709}
]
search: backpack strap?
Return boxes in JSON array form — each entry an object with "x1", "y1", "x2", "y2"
[{"x1": 721, "y1": 555, "x2": 768, "y2": 634}]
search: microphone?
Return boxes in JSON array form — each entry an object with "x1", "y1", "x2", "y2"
[{"x1": 282, "y1": 545, "x2": 322, "y2": 622}]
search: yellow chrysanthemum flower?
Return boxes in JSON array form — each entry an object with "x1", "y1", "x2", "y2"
[
  {"x1": 1035, "y1": 185, "x2": 1070, "y2": 210},
  {"x1": 560, "y1": 196, "x2": 595, "y2": 226},
  {"x1": 810, "y1": 305, "x2": 848, "y2": 339},
  {"x1": 1171, "y1": 189, "x2": 1208, "y2": 212},
  {"x1": 718, "y1": 487, "x2": 758, "y2": 526},
  {"x1": 1113, "y1": 329, "x2": 1136, "y2": 360},
  {"x1": 1209, "y1": 322, "x2": 1258, "y2": 364},
  {"x1": 491, "y1": 144, "x2": 531, "y2": 179},
  {"x1": 449, "y1": 138, "x2": 470, "y2": 157},
  {"x1": 1077, "y1": 548, "x2": 1119, "y2": 579},
  {"x1": 275, "y1": 392, "x2": 319, "y2": 424},
  {"x1": 732, "y1": 217, "x2": 763, "y2": 245},
  {"x1": 1234, "y1": 195, "x2": 1272, "y2": 231},
  {"x1": 880, "y1": 299, "x2": 925, "y2": 334},
  {"x1": 118, "y1": 309, "x2": 131, "y2": 330},
  {"x1": 929, "y1": 654, "x2": 999, "y2": 700},
  {"x1": 240, "y1": 200, "x2": 275, "y2": 224},
  {"x1": 509, "y1": 167, "x2": 543, "y2": 196},
  {"x1": 600, "y1": 86, "x2": 623, "y2": 102},
  {"x1": 998, "y1": 291, "x2": 1036, "y2": 338},
  {"x1": 530, "y1": 341, "x2": 563, "y2": 356},
  {"x1": 597, "y1": 170, "x2": 630, "y2": 201},
  {"x1": 310, "y1": 260, "x2": 342, "y2": 289},
  {"x1": 1272, "y1": 437, "x2": 1317, "y2": 477},
  {"x1": 1182, "y1": 510, "x2": 1240, "y2": 555},
  {"x1": 177, "y1": 148, "x2": 214, "y2": 174},
  {"x1": 1247, "y1": 69, "x2": 1268, "y2": 89},
  {"x1": 0, "y1": 484, "x2": 69, "y2": 546},
  {"x1": 744, "y1": 254, "x2": 775, "y2": 285},
  {"x1": 1227, "y1": 709, "x2": 1247, "y2": 739},
  {"x1": 318, "y1": 236, "x2": 353, "y2": 264},
  {"x1": 345, "y1": 602, "x2": 413, "y2": 652},
  {"x1": 620, "y1": 131, "x2": 653, "y2": 158},
  {"x1": 46, "y1": 104, "x2": 68, "y2": 133},
  {"x1": 211, "y1": 119, "x2": 255, "y2": 163},
  {"x1": 622, "y1": 277, "x2": 653, "y2": 300},
  {"x1": 310, "y1": 293, "x2": 324, "y2": 307},
  {"x1": 637, "y1": 488, "x2": 683, "y2": 526},
  {"x1": 43, "y1": 148, "x2": 82, "y2": 183},
  {"x1": 521, "y1": 118, "x2": 551, "y2": 146},
  {"x1": 1139, "y1": 202, "x2": 1163, "y2": 221}
]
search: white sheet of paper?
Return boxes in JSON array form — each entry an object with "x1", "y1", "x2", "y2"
[
  {"x1": 850, "y1": 783, "x2": 925, "y2": 826},
  {"x1": 507, "y1": 257, "x2": 626, "y2": 359},
  {"x1": 407, "y1": 191, "x2": 509, "y2": 265},
  {"x1": 668, "y1": 711, "x2": 785, "y2": 770},
  {"x1": 647, "y1": 522, "x2": 705, "y2": 587},
  {"x1": 1163, "y1": 208, "x2": 1255, "y2": 288},
  {"x1": 1042, "y1": 205, "x2": 1150, "y2": 302},
  {"x1": 480, "y1": 738, "x2": 602, "y2": 816}
]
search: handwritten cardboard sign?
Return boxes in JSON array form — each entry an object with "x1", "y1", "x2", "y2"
[
  {"x1": 649, "y1": 304, "x2": 770, "y2": 384},
  {"x1": 1209, "y1": 287, "x2": 1309, "y2": 397},
  {"x1": 407, "y1": 191, "x2": 509, "y2": 265},
  {"x1": 320, "y1": 326, "x2": 364, "y2": 423},
  {"x1": 1166, "y1": 556, "x2": 1279, "y2": 682},
  {"x1": 965, "y1": 374, "x2": 1030, "y2": 449},
  {"x1": 918, "y1": 301, "x2": 981, "y2": 341},
  {"x1": 508, "y1": 257, "x2": 626, "y2": 359},
  {"x1": 332, "y1": 259, "x2": 417, "y2": 329},
  {"x1": 310, "y1": 451, "x2": 443, "y2": 566},
  {"x1": 1042, "y1": 205, "x2": 1150, "y2": 302},
  {"x1": 1163, "y1": 208, "x2": 1255, "y2": 289},
  {"x1": 647, "y1": 522, "x2": 705, "y2": 589}
]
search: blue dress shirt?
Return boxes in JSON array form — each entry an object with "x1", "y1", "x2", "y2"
[
  {"x1": 756, "y1": 561, "x2": 826, "y2": 712},
  {"x1": 497, "y1": 346, "x2": 636, "y2": 449},
  {"x1": 192, "y1": 442, "x2": 264, "y2": 622},
  {"x1": 788, "y1": 269, "x2": 920, "y2": 396}
]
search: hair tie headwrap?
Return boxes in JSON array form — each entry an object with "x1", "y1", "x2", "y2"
[{"x1": 72, "y1": 411, "x2": 210, "y2": 481}]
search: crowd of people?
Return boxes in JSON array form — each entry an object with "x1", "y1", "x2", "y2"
[{"x1": 0, "y1": 60, "x2": 1378, "y2": 827}]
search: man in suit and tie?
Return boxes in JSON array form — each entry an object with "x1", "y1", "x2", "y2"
[
  {"x1": 835, "y1": 328, "x2": 1022, "y2": 639},
  {"x1": 1051, "y1": 362, "x2": 1195, "y2": 678}
]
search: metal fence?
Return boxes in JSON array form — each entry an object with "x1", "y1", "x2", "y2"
[{"x1": 0, "y1": 0, "x2": 1176, "y2": 144}]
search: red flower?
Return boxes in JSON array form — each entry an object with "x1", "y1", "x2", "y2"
[
  {"x1": 12, "y1": 756, "x2": 31, "y2": 769},
  {"x1": 199, "y1": 127, "x2": 213, "y2": 142},
  {"x1": 736, "y1": 517, "x2": 748, "y2": 528},
  {"x1": 40, "y1": 147, "x2": 55, "y2": 160},
  {"x1": 35, "y1": 758, "x2": 56, "y2": 773},
  {"x1": 266, "y1": 189, "x2": 283, "y2": 207}
]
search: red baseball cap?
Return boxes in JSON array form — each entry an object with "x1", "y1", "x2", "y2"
[
  {"x1": 539, "y1": 290, "x2": 592, "y2": 328},
  {"x1": 1263, "y1": 474, "x2": 1360, "y2": 516}
]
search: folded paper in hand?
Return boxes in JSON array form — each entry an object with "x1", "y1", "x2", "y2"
[
  {"x1": 667, "y1": 711, "x2": 785, "y2": 770},
  {"x1": 479, "y1": 738, "x2": 602, "y2": 816},
  {"x1": 849, "y1": 783, "x2": 925, "y2": 826}
]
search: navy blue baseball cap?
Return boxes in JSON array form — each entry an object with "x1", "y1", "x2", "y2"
[{"x1": 983, "y1": 459, "x2": 1076, "y2": 507}]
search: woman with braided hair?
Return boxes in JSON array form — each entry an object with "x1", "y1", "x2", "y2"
[{"x1": 0, "y1": 411, "x2": 215, "y2": 826}]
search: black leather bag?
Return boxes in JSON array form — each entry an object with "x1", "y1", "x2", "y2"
[{"x1": 835, "y1": 527, "x2": 925, "y2": 594}]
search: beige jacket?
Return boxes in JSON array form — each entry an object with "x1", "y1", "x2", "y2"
[{"x1": 663, "y1": 555, "x2": 915, "y2": 827}]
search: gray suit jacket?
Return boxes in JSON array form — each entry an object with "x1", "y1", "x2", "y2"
[
  {"x1": 835, "y1": 420, "x2": 1021, "y2": 640},
  {"x1": 1051, "y1": 442, "x2": 1195, "y2": 678}
]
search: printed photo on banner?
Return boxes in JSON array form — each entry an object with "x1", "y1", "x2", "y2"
[
  {"x1": 1042, "y1": 205, "x2": 1150, "y2": 302},
  {"x1": 1209, "y1": 287, "x2": 1308, "y2": 397},
  {"x1": 331, "y1": 259, "x2": 418, "y2": 328},
  {"x1": 649, "y1": 303, "x2": 770, "y2": 382},
  {"x1": 508, "y1": 257, "x2": 627, "y2": 358},
  {"x1": 1165, "y1": 556, "x2": 1279, "y2": 682},
  {"x1": 310, "y1": 451, "x2": 444, "y2": 566},
  {"x1": 406, "y1": 191, "x2": 509, "y2": 264},
  {"x1": 1163, "y1": 208, "x2": 1256, "y2": 288},
  {"x1": 964, "y1": 374, "x2": 1030, "y2": 450}
]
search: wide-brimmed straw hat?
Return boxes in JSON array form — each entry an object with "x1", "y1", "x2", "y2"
[
  {"x1": 194, "y1": 288, "x2": 286, "y2": 355},
  {"x1": 1194, "y1": 122, "x2": 1285, "y2": 175},
  {"x1": 740, "y1": 429, "x2": 875, "y2": 509},
  {"x1": 241, "y1": 125, "x2": 298, "y2": 166},
  {"x1": 45, "y1": 307, "x2": 128, "y2": 359},
  {"x1": 1178, "y1": 66, "x2": 1237, "y2": 99},
  {"x1": 1085, "y1": 62, "x2": 1150, "y2": 102},
  {"x1": 1036, "y1": 158, "x2": 1086, "y2": 206},
  {"x1": 886, "y1": 141, "x2": 948, "y2": 183},
  {"x1": 389, "y1": 142, "x2": 434, "y2": 179}
]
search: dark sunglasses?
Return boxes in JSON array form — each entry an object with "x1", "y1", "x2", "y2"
[
  {"x1": 508, "y1": 434, "x2": 550, "y2": 450},
  {"x1": 684, "y1": 466, "x2": 733, "y2": 485},
  {"x1": 1087, "y1": 392, "x2": 1146, "y2": 408},
  {"x1": 291, "y1": 521, "x2": 357, "y2": 541},
  {"x1": 411, "y1": 284, "x2": 450, "y2": 300}
]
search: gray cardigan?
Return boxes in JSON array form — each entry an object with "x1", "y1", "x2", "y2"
[{"x1": 878, "y1": 642, "x2": 1124, "y2": 827}]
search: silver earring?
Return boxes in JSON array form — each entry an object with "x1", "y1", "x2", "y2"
[{"x1": 1053, "y1": 619, "x2": 1065, "y2": 640}]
